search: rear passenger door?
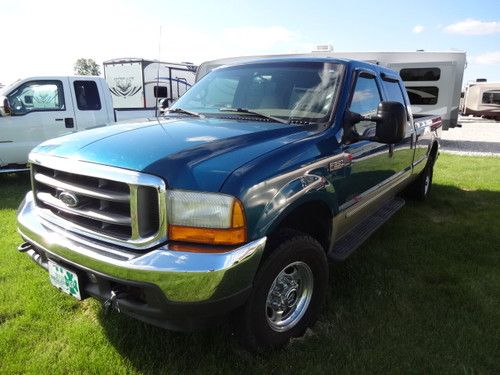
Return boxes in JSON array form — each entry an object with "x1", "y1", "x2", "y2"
[
  {"x1": 69, "y1": 78, "x2": 111, "y2": 130},
  {"x1": 380, "y1": 74, "x2": 415, "y2": 178}
]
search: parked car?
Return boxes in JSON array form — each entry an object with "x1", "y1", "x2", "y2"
[{"x1": 16, "y1": 57, "x2": 442, "y2": 350}]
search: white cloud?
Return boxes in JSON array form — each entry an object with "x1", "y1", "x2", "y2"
[
  {"x1": 412, "y1": 25, "x2": 424, "y2": 34},
  {"x1": 444, "y1": 18, "x2": 500, "y2": 35},
  {"x1": 473, "y1": 51, "x2": 500, "y2": 65}
]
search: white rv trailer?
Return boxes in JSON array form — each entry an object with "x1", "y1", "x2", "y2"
[
  {"x1": 463, "y1": 82, "x2": 500, "y2": 120},
  {"x1": 103, "y1": 58, "x2": 197, "y2": 120},
  {"x1": 196, "y1": 51, "x2": 466, "y2": 130}
]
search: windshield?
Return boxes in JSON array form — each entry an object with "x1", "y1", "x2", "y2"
[{"x1": 170, "y1": 61, "x2": 344, "y2": 123}]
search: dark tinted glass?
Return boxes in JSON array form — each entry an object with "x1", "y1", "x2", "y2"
[
  {"x1": 74, "y1": 80, "x2": 101, "y2": 110},
  {"x1": 400, "y1": 68, "x2": 441, "y2": 82},
  {"x1": 154, "y1": 86, "x2": 169, "y2": 98},
  {"x1": 406, "y1": 86, "x2": 439, "y2": 105},
  {"x1": 383, "y1": 80, "x2": 405, "y2": 104},
  {"x1": 482, "y1": 90, "x2": 500, "y2": 104}
]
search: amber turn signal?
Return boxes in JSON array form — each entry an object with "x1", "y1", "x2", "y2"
[{"x1": 168, "y1": 197, "x2": 247, "y2": 246}]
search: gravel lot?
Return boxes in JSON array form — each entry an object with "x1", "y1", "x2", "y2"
[{"x1": 440, "y1": 116, "x2": 500, "y2": 156}]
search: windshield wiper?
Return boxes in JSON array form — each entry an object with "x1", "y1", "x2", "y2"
[
  {"x1": 166, "y1": 108, "x2": 205, "y2": 118},
  {"x1": 219, "y1": 107, "x2": 289, "y2": 125}
]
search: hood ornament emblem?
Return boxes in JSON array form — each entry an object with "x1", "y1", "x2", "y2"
[{"x1": 59, "y1": 191, "x2": 79, "y2": 208}]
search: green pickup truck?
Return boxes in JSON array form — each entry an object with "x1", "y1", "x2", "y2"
[{"x1": 17, "y1": 57, "x2": 441, "y2": 350}]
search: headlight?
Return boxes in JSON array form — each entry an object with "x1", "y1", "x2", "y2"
[{"x1": 167, "y1": 190, "x2": 246, "y2": 245}]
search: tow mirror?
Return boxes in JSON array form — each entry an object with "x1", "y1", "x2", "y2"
[
  {"x1": 372, "y1": 101, "x2": 406, "y2": 144},
  {"x1": 345, "y1": 101, "x2": 406, "y2": 144},
  {"x1": 0, "y1": 96, "x2": 12, "y2": 117}
]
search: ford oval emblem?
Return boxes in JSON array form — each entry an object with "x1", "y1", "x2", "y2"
[{"x1": 59, "y1": 191, "x2": 79, "y2": 208}]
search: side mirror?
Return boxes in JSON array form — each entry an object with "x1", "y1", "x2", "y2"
[
  {"x1": 0, "y1": 96, "x2": 12, "y2": 117},
  {"x1": 344, "y1": 101, "x2": 406, "y2": 144},
  {"x1": 371, "y1": 101, "x2": 406, "y2": 144}
]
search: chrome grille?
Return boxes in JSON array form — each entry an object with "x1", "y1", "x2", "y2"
[{"x1": 29, "y1": 154, "x2": 167, "y2": 250}]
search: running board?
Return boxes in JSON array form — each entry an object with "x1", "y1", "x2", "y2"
[{"x1": 329, "y1": 197, "x2": 405, "y2": 261}]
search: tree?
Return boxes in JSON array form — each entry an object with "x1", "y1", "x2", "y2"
[{"x1": 74, "y1": 58, "x2": 101, "y2": 76}]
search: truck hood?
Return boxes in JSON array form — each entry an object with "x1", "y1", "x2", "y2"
[{"x1": 32, "y1": 117, "x2": 313, "y2": 191}]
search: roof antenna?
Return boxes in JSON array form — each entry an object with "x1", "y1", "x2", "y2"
[{"x1": 155, "y1": 25, "x2": 162, "y2": 117}]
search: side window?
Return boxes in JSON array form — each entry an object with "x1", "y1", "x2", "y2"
[
  {"x1": 7, "y1": 80, "x2": 65, "y2": 115},
  {"x1": 383, "y1": 79, "x2": 406, "y2": 104},
  {"x1": 154, "y1": 86, "x2": 169, "y2": 98},
  {"x1": 400, "y1": 68, "x2": 440, "y2": 81},
  {"x1": 482, "y1": 90, "x2": 500, "y2": 104},
  {"x1": 406, "y1": 86, "x2": 439, "y2": 105},
  {"x1": 74, "y1": 80, "x2": 101, "y2": 110},
  {"x1": 349, "y1": 74, "x2": 382, "y2": 136}
]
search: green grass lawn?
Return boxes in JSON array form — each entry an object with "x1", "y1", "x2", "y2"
[{"x1": 1, "y1": 154, "x2": 499, "y2": 374}]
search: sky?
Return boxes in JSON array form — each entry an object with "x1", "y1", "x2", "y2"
[{"x1": 2, "y1": 0, "x2": 500, "y2": 88}]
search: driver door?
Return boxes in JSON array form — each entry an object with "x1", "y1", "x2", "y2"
[{"x1": 0, "y1": 79, "x2": 75, "y2": 166}]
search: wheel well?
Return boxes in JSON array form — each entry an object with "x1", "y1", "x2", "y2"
[{"x1": 270, "y1": 201, "x2": 332, "y2": 253}]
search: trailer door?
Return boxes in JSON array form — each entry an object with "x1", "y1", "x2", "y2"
[{"x1": 104, "y1": 62, "x2": 144, "y2": 109}]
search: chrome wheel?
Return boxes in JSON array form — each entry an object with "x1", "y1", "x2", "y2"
[{"x1": 265, "y1": 261, "x2": 314, "y2": 332}]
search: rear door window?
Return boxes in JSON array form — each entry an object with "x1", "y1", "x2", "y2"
[
  {"x1": 382, "y1": 79, "x2": 406, "y2": 105},
  {"x1": 73, "y1": 80, "x2": 101, "y2": 110}
]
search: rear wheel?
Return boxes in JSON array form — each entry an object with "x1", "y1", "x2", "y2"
[
  {"x1": 238, "y1": 231, "x2": 328, "y2": 351},
  {"x1": 405, "y1": 158, "x2": 434, "y2": 201}
]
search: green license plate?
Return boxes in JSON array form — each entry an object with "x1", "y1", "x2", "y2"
[{"x1": 48, "y1": 261, "x2": 81, "y2": 300}]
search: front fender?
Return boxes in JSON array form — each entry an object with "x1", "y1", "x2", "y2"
[{"x1": 242, "y1": 168, "x2": 339, "y2": 240}]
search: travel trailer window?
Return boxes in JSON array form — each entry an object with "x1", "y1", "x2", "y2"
[
  {"x1": 482, "y1": 90, "x2": 500, "y2": 105},
  {"x1": 7, "y1": 80, "x2": 65, "y2": 115},
  {"x1": 406, "y1": 86, "x2": 439, "y2": 105},
  {"x1": 74, "y1": 81, "x2": 101, "y2": 111},
  {"x1": 400, "y1": 68, "x2": 441, "y2": 82},
  {"x1": 154, "y1": 86, "x2": 169, "y2": 98}
]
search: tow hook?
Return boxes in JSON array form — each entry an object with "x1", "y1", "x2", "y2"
[
  {"x1": 103, "y1": 290, "x2": 125, "y2": 314},
  {"x1": 17, "y1": 242, "x2": 33, "y2": 253}
]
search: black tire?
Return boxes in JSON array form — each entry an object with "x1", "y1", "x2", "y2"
[
  {"x1": 405, "y1": 158, "x2": 434, "y2": 201},
  {"x1": 238, "y1": 230, "x2": 328, "y2": 351}
]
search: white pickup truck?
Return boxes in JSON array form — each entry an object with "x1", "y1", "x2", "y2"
[{"x1": 0, "y1": 76, "x2": 153, "y2": 173}]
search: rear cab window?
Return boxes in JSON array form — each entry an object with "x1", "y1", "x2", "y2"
[{"x1": 74, "y1": 80, "x2": 101, "y2": 110}]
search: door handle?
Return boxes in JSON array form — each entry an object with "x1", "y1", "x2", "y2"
[
  {"x1": 55, "y1": 118, "x2": 64, "y2": 121},
  {"x1": 64, "y1": 118, "x2": 74, "y2": 128}
]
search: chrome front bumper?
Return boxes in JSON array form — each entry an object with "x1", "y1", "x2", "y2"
[{"x1": 17, "y1": 192, "x2": 266, "y2": 303}]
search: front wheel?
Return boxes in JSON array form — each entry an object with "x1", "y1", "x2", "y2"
[{"x1": 238, "y1": 231, "x2": 328, "y2": 351}]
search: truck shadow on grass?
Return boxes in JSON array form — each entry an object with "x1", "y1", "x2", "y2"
[
  {"x1": 97, "y1": 183, "x2": 500, "y2": 374},
  {"x1": 0, "y1": 172, "x2": 31, "y2": 210}
]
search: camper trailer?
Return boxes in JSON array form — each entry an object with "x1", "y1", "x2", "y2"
[
  {"x1": 196, "y1": 51, "x2": 466, "y2": 130},
  {"x1": 103, "y1": 58, "x2": 197, "y2": 119},
  {"x1": 463, "y1": 81, "x2": 500, "y2": 120}
]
